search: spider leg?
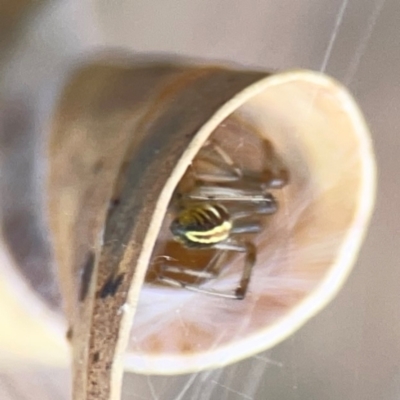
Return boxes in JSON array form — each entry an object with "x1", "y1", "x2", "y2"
[
  {"x1": 184, "y1": 186, "x2": 277, "y2": 212},
  {"x1": 158, "y1": 240, "x2": 256, "y2": 300},
  {"x1": 194, "y1": 162, "x2": 286, "y2": 188},
  {"x1": 204, "y1": 139, "x2": 237, "y2": 169},
  {"x1": 190, "y1": 137, "x2": 289, "y2": 191},
  {"x1": 229, "y1": 193, "x2": 277, "y2": 219},
  {"x1": 212, "y1": 240, "x2": 256, "y2": 299},
  {"x1": 234, "y1": 241, "x2": 256, "y2": 300},
  {"x1": 184, "y1": 185, "x2": 265, "y2": 202},
  {"x1": 159, "y1": 250, "x2": 225, "y2": 281},
  {"x1": 158, "y1": 250, "x2": 231, "y2": 295},
  {"x1": 200, "y1": 139, "x2": 289, "y2": 189},
  {"x1": 184, "y1": 185, "x2": 267, "y2": 202},
  {"x1": 193, "y1": 139, "x2": 243, "y2": 182},
  {"x1": 230, "y1": 221, "x2": 263, "y2": 235}
]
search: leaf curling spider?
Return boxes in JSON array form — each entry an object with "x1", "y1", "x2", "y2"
[{"x1": 158, "y1": 139, "x2": 288, "y2": 300}]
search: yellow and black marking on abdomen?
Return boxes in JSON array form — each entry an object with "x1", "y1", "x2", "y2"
[{"x1": 170, "y1": 203, "x2": 232, "y2": 248}]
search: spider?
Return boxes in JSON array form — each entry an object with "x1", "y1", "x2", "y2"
[{"x1": 158, "y1": 139, "x2": 288, "y2": 299}]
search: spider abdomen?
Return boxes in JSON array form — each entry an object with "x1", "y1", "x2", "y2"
[{"x1": 170, "y1": 203, "x2": 232, "y2": 247}]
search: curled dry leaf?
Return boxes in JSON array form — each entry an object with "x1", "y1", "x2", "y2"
[
  {"x1": 0, "y1": 61, "x2": 375, "y2": 399},
  {"x1": 130, "y1": 71, "x2": 376, "y2": 374}
]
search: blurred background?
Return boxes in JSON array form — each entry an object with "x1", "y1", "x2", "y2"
[{"x1": 0, "y1": 0, "x2": 399, "y2": 399}]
